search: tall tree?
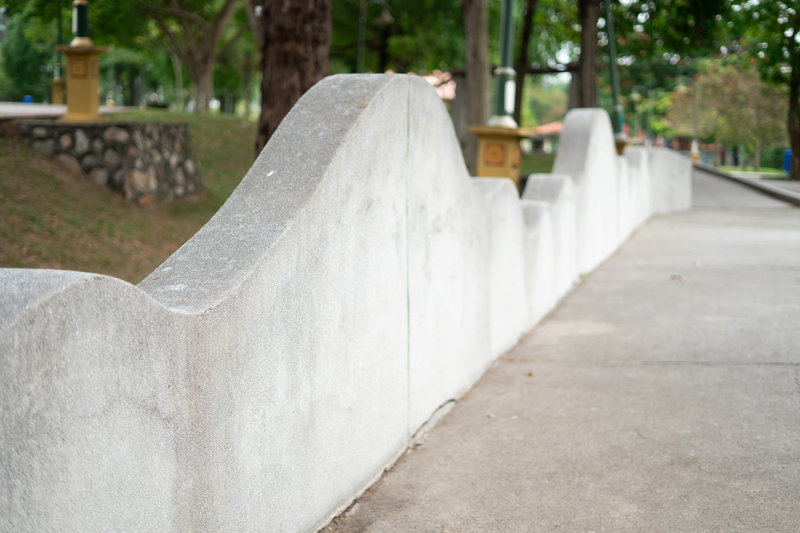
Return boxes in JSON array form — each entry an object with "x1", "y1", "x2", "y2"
[
  {"x1": 667, "y1": 57, "x2": 787, "y2": 170},
  {"x1": 145, "y1": 0, "x2": 244, "y2": 112},
  {"x1": 5, "y1": 0, "x2": 244, "y2": 111},
  {"x1": 513, "y1": 0, "x2": 539, "y2": 125},
  {"x1": 576, "y1": 0, "x2": 601, "y2": 107},
  {"x1": 460, "y1": 0, "x2": 490, "y2": 173},
  {"x1": 255, "y1": 0, "x2": 332, "y2": 155},
  {"x1": 740, "y1": 1, "x2": 800, "y2": 180},
  {"x1": 329, "y1": 0, "x2": 464, "y2": 75}
]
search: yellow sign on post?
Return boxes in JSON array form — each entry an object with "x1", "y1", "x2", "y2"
[{"x1": 468, "y1": 125, "x2": 535, "y2": 191}]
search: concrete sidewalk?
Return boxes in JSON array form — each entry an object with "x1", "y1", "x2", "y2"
[{"x1": 325, "y1": 170, "x2": 800, "y2": 532}]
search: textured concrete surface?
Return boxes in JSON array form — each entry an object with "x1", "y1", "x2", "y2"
[{"x1": 325, "y1": 170, "x2": 800, "y2": 532}]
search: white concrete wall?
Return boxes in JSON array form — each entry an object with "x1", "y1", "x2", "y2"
[{"x1": 0, "y1": 74, "x2": 692, "y2": 533}]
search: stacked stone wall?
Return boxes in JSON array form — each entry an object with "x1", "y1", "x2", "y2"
[{"x1": 18, "y1": 121, "x2": 203, "y2": 206}]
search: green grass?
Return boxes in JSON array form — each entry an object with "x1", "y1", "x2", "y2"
[
  {"x1": 520, "y1": 152, "x2": 556, "y2": 175},
  {"x1": 0, "y1": 110, "x2": 257, "y2": 284},
  {"x1": 719, "y1": 165, "x2": 785, "y2": 175}
]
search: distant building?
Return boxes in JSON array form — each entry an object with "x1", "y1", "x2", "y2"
[{"x1": 525, "y1": 121, "x2": 562, "y2": 154}]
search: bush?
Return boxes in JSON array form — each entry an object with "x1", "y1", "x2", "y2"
[
  {"x1": 760, "y1": 145, "x2": 788, "y2": 170},
  {"x1": 0, "y1": 13, "x2": 49, "y2": 101}
]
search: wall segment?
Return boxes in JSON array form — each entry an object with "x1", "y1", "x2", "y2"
[{"x1": 0, "y1": 74, "x2": 692, "y2": 532}]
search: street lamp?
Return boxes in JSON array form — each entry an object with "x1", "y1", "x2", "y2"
[
  {"x1": 487, "y1": 0, "x2": 517, "y2": 127},
  {"x1": 353, "y1": 0, "x2": 393, "y2": 73},
  {"x1": 603, "y1": 0, "x2": 626, "y2": 150}
]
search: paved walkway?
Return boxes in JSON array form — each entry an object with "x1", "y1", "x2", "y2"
[{"x1": 326, "y1": 169, "x2": 800, "y2": 532}]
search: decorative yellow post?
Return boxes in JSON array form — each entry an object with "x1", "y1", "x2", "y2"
[
  {"x1": 55, "y1": 0, "x2": 106, "y2": 121},
  {"x1": 468, "y1": 125, "x2": 535, "y2": 189},
  {"x1": 467, "y1": 0, "x2": 535, "y2": 192}
]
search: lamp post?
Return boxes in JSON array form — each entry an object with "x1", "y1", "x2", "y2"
[
  {"x1": 487, "y1": 0, "x2": 517, "y2": 128},
  {"x1": 55, "y1": 0, "x2": 107, "y2": 121},
  {"x1": 467, "y1": 0, "x2": 537, "y2": 191},
  {"x1": 604, "y1": 0, "x2": 626, "y2": 153},
  {"x1": 354, "y1": 0, "x2": 392, "y2": 73}
]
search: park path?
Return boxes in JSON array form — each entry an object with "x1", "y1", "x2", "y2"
[{"x1": 325, "y1": 169, "x2": 800, "y2": 532}]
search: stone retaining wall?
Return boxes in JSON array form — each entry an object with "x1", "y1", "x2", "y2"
[{"x1": 18, "y1": 121, "x2": 203, "y2": 206}]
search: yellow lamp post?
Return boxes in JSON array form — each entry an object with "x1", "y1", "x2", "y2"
[
  {"x1": 468, "y1": 0, "x2": 533, "y2": 192},
  {"x1": 55, "y1": 0, "x2": 106, "y2": 122},
  {"x1": 468, "y1": 125, "x2": 535, "y2": 189}
]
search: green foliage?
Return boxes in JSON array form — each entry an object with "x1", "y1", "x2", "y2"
[
  {"x1": 0, "y1": 51, "x2": 15, "y2": 100},
  {"x1": 522, "y1": 0, "x2": 581, "y2": 70},
  {"x1": 520, "y1": 152, "x2": 556, "y2": 174},
  {"x1": 330, "y1": 0, "x2": 465, "y2": 73},
  {"x1": 1, "y1": 13, "x2": 50, "y2": 101},
  {"x1": 734, "y1": 1, "x2": 800, "y2": 87},
  {"x1": 663, "y1": 55, "x2": 788, "y2": 159},
  {"x1": 521, "y1": 74, "x2": 568, "y2": 127}
]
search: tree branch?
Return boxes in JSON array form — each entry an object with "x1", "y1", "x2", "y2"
[
  {"x1": 218, "y1": 23, "x2": 249, "y2": 59},
  {"x1": 244, "y1": 0, "x2": 264, "y2": 49},
  {"x1": 209, "y1": 0, "x2": 242, "y2": 55},
  {"x1": 144, "y1": 4, "x2": 209, "y2": 31},
  {"x1": 167, "y1": 0, "x2": 204, "y2": 64},
  {"x1": 150, "y1": 12, "x2": 196, "y2": 71}
]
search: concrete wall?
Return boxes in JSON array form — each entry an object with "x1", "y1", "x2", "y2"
[{"x1": 0, "y1": 74, "x2": 692, "y2": 533}]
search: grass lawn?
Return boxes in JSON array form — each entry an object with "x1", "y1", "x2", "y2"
[
  {"x1": 520, "y1": 152, "x2": 556, "y2": 175},
  {"x1": 719, "y1": 165, "x2": 785, "y2": 175},
  {"x1": 0, "y1": 110, "x2": 257, "y2": 284}
]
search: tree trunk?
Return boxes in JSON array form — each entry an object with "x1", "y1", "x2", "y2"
[
  {"x1": 127, "y1": 68, "x2": 136, "y2": 107},
  {"x1": 513, "y1": 0, "x2": 539, "y2": 126},
  {"x1": 171, "y1": 53, "x2": 184, "y2": 112},
  {"x1": 754, "y1": 136, "x2": 761, "y2": 172},
  {"x1": 378, "y1": 26, "x2": 391, "y2": 73},
  {"x1": 256, "y1": 0, "x2": 332, "y2": 156},
  {"x1": 789, "y1": 73, "x2": 800, "y2": 181},
  {"x1": 196, "y1": 65, "x2": 215, "y2": 113},
  {"x1": 242, "y1": 49, "x2": 254, "y2": 118},
  {"x1": 753, "y1": 80, "x2": 762, "y2": 172},
  {"x1": 578, "y1": 0, "x2": 601, "y2": 108},
  {"x1": 146, "y1": 0, "x2": 239, "y2": 115},
  {"x1": 460, "y1": 0, "x2": 491, "y2": 174}
]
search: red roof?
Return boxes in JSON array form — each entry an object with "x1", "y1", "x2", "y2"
[{"x1": 534, "y1": 122, "x2": 563, "y2": 135}]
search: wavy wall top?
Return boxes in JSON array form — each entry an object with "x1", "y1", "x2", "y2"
[{"x1": 0, "y1": 74, "x2": 692, "y2": 532}]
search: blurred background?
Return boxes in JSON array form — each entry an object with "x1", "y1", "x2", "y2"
[{"x1": 0, "y1": 0, "x2": 796, "y2": 282}]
